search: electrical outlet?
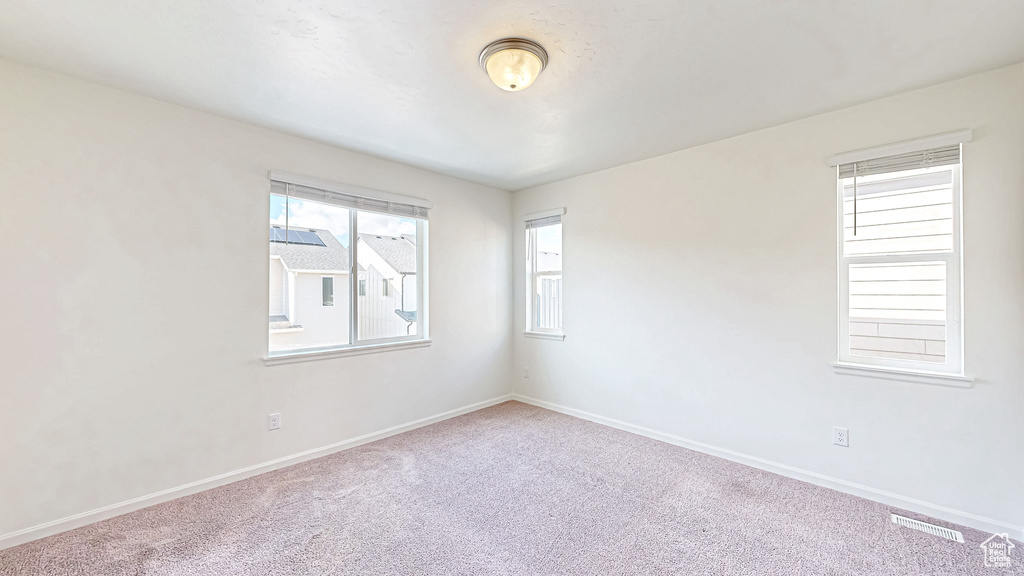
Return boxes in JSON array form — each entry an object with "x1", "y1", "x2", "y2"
[
  {"x1": 269, "y1": 413, "x2": 281, "y2": 431},
  {"x1": 523, "y1": 366, "x2": 530, "y2": 378},
  {"x1": 833, "y1": 426, "x2": 849, "y2": 447}
]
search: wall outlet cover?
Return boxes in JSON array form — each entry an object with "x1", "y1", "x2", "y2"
[{"x1": 833, "y1": 426, "x2": 849, "y2": 447}]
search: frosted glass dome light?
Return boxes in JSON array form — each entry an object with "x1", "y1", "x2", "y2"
[{"x1": 479, "y1": 38, "x2": 548, "y2": 92}]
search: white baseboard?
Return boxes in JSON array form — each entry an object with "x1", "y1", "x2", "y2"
[
  {"x1": 0, "y1": 394, "x2": 515, "y2": 551},
  {"x1": 512, "y1": 394, "x2": 1023, "y2": 541}
]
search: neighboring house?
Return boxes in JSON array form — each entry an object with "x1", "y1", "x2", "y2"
[
  {"x1": 269, "y1": 227, "x2": 419, "y2": 352},
  {"x1": 356, "y1": 233, "x2": 418, "y2": 338},
  {"x1": 269, "y1": 226, "x2": 350, "y2": 352}
]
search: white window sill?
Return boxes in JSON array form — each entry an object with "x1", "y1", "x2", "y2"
[
  {"x1": 833, "y1": 362, "x2": 974, "y2": 388},
  {"x1": 264, "y1": 339, "x2": 432, "y2": 366},
  {"x1": 524, "y1": 331, "x2": 565, "y2": 341}
]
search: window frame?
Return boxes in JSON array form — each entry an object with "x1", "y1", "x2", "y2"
[
  {"x1": 834, "y1": 146, "x2": 965, "y2": 378},
  {"x1": 524, "y1": 208, "x2": 565, "y2": 340},
  {"x1": 265, "y1": 172, "x2": 430, "y2": 363}
]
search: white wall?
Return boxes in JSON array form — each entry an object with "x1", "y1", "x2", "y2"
[
  {"x1": 513, "y1": 64, "x2": 1024, "y2": 534},
  {"x1": 0, "y1": 59, "x2": 512, "y2": 538}
]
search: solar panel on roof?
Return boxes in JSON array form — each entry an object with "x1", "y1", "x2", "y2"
[
  {"x1": 269, "y1": 227, "x2": 326, "y2": 246},
  {"x1": 295, "y1": 230, "x2": 326, "y2": 246}
]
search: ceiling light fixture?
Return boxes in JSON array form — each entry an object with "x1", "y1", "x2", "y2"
[{"x1": 479, "y1": 38, "x2": 548, "y2": 92}]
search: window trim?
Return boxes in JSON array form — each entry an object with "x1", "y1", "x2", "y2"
[
  {"x1": 832, "y1": 361, "x2": 973, "y2": 388},
  {"x1": 832, "y1": 136, "x2": 970, "y2": 382},
  {"x1": 267, "y1": 173, "x2": 429, "y2": 362},
  {"x1": 264, "y1": 339, "x2": 433, "y2": 366},
  {"x1": 525, "y1": 208, "x2": 565, "y2": 337}
]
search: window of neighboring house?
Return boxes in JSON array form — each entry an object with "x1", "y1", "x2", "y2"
[
  {"x1": 322, "y1": 276, "x2": 334, "y2": 306},
  {"x1": 525, "y1": 209, "x2": 564, "y2": 337},
  {"x1": 834, "y1": 135, "x2": 966, "y2": 376},
  {"x1": 268, "y1": 173, "x2": 429, "y2": 358}
]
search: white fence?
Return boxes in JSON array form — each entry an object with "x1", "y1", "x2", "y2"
[{"x1": 535, "y1": 275, "x2": 562, "y2": 331}]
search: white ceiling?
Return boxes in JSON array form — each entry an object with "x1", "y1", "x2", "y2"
[{"x1": 1, "y1": 1, "x2": 1023, "y2": 190}]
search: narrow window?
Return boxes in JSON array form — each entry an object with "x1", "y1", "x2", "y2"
[
  {"x1": 382, "y1": 279, "x2": 390, "y2": 297},
  {"x1": 525, "y1": 209, "x2": 564, "y2": 334},
  {"x1": 322, "y1": 276, "x2": 334, "y2": 306},
  {"x1": 358, "y1": 276, "x2": 366, "y2": 296},
  {"x1": 836, "y1": 140, "x2": 964, "y2": 374}
]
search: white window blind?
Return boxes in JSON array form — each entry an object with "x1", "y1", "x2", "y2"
[
  {"x1": 270, "y1": 171, "x2": 430, "y2": 219},
  {"x1": 837, "y1": 145, "x2": 960, "y2": 179},
  {"x1": 526, "y1": 214, "x2": 561, "y2": 228}
]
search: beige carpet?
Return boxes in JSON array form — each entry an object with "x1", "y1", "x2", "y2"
[{"x1": 0, "y1": 401, "x2": 1017, "y2": 575}]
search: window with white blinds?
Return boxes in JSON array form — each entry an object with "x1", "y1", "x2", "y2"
[
  {"x1": 833, "y1": 137, "x2": 965, "y2": 374},
  {"x1": 267, "y1": 172, "x2": 429, "y2": 358},
  {"x1": 525, "y1": 209, "x2": 564, "y2": 336}
]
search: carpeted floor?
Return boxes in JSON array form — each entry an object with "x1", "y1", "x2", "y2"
[{"x1": 1, "y1": 401, "x2": 1018, "y2": 575}]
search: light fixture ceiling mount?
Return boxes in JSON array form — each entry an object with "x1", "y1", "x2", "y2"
[{"x1": 479, "y1": 38, "x2": 548, "y2": 92}]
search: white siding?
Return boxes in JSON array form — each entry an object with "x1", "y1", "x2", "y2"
[
  {"x1": 355, "y1": 237, "x2": 418, "y2": 340},
  {"x1": 268, "y1": 258, "x2": 287, "y2": 316},
  {"x1": 849, "y1": 318, "x2": 946, "y2": 363},
  {"x1": 269, "y1": 273, "x2": 350, "y2": 351},
  {"x1": 358, "y1": 265, "x2": 412, "y2": 339},
  {"x1": 401, "y1": 274, "x2": 417, "y2": 313}
]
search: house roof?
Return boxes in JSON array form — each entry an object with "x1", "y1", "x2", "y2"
[
  {"x1": 270, "y1": 227, "x2": 349, "y2": 272},
  {"x1": 358, "y1": 234, "x2": 417, "y2": 274}
]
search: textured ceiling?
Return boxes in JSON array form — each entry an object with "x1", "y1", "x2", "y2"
[{"x1": 1, "y1": 1, "x2": 1023, "y2": 190}]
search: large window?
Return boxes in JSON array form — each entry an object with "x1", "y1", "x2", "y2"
[
  {"x1": 835, "y1": 137, "x2": 965, "y2": 375},
  {"x1": 268, "y1": 173, "x2": 428, "y2": 357},
  {"x1": 525, "y1": 209, "x2": 564, "y2": 336}
]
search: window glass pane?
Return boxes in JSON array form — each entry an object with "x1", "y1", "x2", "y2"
[
  {"x1": 849, "y1": 262, "x2": 946, "y2": 364},
  {"x1": 322, "y1": 277, "x2": 334, "y2": 306},
  {"x1": 536, "y1": 223, "x2": 562, "y2": 272},
  {"x1": 842, "y1": 166, "x2": 954, "y2": 257},
  {"x1": 269, "y1": 194, "x2": 350, "y2": 353},
  {"x1": 357, "y1": 211, "x2": 419, "y2": 340},
  {"x1": 534, "y1": 274, "x2": 562, "y2": 331},
  {"x1": 530, "y1": 222, "x2": 563, "y2": 332}
]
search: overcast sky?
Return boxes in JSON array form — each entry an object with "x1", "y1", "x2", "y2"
[{"x1": 270, "y1": 195, "x2": 416, "y2": 247}]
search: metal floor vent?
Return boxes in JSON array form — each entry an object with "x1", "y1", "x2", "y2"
[{"x1": 891, "y1": 513, "x2": 964, "y2": 543}]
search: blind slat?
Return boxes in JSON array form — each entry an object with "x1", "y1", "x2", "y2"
[
  {"x1": 838, "y1": 145, "x2": 960, "y2": 179},
  {"x1": 270, "y1": 180, "x2": 429, "y2": 219}
]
